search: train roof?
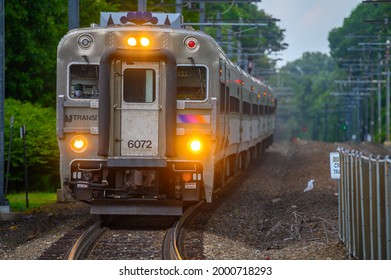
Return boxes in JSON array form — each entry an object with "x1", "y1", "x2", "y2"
[
  {"x1": 100, "y1": 12, "x2": 183, "y2": 29},
  {"x1": 63, "y1": 11, "x2": 273, "y2": 94}
]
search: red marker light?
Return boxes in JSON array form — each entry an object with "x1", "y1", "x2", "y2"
[
  {"x1": 184, "y1": 37, "x2": 199, "y2": 51},
  {"x1": 187, "y1": 40, "x2": 196, "y2": 48}
]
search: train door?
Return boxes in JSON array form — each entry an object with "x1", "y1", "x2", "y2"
[{"x1": 119, "y1": 62, "x2": 161, "y2": 157}]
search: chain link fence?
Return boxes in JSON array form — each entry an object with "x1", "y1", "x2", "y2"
[{"x1": 338, "y1": 147, "x2": 391, "y2": 259}]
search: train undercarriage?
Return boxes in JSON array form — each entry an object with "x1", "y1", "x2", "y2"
[{"x1": 64, "y1": 160, "x2": 204, "y2": 216}]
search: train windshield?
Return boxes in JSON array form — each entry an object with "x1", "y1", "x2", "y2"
[
  {"x1": 177, "y1": 65, "x2": 207, "y2": 101},
  {"x1": 123, "y1": 69, "x2": 156, "y2": 103},
  {"x1": 69, "y1": 64, "x2": 99, "y2": 99}
]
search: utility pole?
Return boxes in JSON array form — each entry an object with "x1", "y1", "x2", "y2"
[
  {"x1": 378, "y1": 52, "x2": 382, "y2": 143},
  {"x1": 176, "y1": 0, "x2": 182, "y2": 14},
  {"x1": 386, "y1": 38, "x2": 390, "y2": 142},
  {"x1": 68, "y1": 0, "x2": 79, "y2": 30},
  {"x1": 138, "y1": 0, "x2": 146, "y2": 12}
]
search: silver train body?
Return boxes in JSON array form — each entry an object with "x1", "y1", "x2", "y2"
[{"x1": 56, "y1": 12, "x2": 276, "y2": 215}]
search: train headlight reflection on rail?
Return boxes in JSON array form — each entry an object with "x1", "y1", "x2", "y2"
[
  {"x1": 70, "y1": 135, "x2": 88, "y2": 153},
  {"x1": 188, "y1": 138, "x2": 202, "y2": 154}
]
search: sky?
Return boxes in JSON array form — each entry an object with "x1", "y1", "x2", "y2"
[{"x1": 258, "y1": 0, "x2": 363, "y2": 67}]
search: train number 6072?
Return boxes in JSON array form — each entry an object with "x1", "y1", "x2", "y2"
[{"x1": 127, "y1": 140, "x2": 152, "y2": 149}]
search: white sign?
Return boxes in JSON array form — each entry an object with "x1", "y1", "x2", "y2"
[{"x1": 330, "y1": 152, "x2": 340, "y2": 180}]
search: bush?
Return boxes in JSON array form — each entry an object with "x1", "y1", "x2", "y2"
[{"x1": 4, "y1": 98, "x2": 59, "y2": 192}]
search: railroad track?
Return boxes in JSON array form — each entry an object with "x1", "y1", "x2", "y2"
[
  {"x1": 45, "y1": 202, "x2": 202, "y2": 260},
  {"x1": 39, "y1": 168, "x2": 245, "y2": 260},
  {"x1": 162, "y1": 201, "x2": 203, "y2": 260},
  {"x1": 64, "y1": 221, "x2": 108, "y2": 260},
  {"x1": 38, "y1": 220, "x2": 98, "y2": 260}
]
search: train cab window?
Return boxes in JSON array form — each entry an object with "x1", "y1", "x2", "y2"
[
  {"x1": 123, "y1": 69, "x2": 156, "y2": 103},
  {"x1": 177, "y1": 65, "x2": 207, "y2": 101},
  {"x1": 69, "y1": 64, "x2": 99, "y2": 99}
]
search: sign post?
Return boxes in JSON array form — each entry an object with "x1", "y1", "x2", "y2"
[{"x1": 330, "y1": 151, "x2": 342, "y2": 238}]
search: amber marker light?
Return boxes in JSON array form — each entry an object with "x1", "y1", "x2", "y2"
[
  {"x1": 71, "y1": 135, "x2": 88, "y2": 153},
  {"x1": 182, "y1": 173, "x2": 192, "y2": 182},
  {"x1": 188, "y1": 138, "x2": 202, "y2": 154}
]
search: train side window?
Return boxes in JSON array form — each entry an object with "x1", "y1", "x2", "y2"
[
  {"x1": 226, "y1": 86, "x2": 230, "y2": 114},
  {"x1": 259, "y1": 105, "x2": 264, "y2": 115},
  {"x1": 229, "y1": 96, "x2": 240, "y2": 113},
  {"x1": 69, "y1": 64, "x2": 99, "y2": 99},
  {"x1": 177, "y1": 65, "x2": 207, "y2": 101},
  {"x1": 243, "y1": 102, "x2": 251, "y2": 115},
  {"x1": 220, "y1": 82, "x2": 225, "y2": 114},
  {"x1": 252, "y1": 104, "x2": 258, "y2": 115},
  {"x1": 123, "y1": 69, "x2": 156, "y2": 103}
]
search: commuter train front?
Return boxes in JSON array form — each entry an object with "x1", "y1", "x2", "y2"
[{"x1": 56, "y1": 12, "x2": 276, "y2": 215}]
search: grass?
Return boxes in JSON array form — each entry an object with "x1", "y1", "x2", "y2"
[{"x1": 6, "y1": 192, "x2": 57, "y2": 212}]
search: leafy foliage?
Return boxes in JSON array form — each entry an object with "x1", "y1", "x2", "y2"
[
  {"x1": 329, "y1": 4, "x2": 391, "y2": 65},
  {"x1": 328, "y1": 3, "x2": 391, "y2": 142},
  {"x1": 4, "y1": 0, "x2": 68, "y2": 106},
  {"x1": 4, "y1": 99, "x2": 59, "y2": 192},
  {"x1": 274, "y1": 52, "x2": 341, "y2": 141},
  {"x1": 272, "y1": 3, "x2": 391, "y2": 143}
]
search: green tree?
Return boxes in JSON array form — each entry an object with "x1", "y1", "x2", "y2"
[
  {"x1": 4, "y1": 99, "x2": 59, "y2": 192},
  {"x1": 5, "y1": 0, "x2": 68, "y2": 106},
  {"x1": 5, "y1": 0, "x2": 120, "y2": 106},
  {"x1": 274, "y1": 52, "x2": 340, "y2": 141},
  {"x1": 328, "y1": 3, "x2": 391, "y2": 142},
  {"x1": 329, "y1": 3, "x2": 391, "y2": 64}
]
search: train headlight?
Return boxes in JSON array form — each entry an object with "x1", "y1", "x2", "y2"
[
  {"x1": 127, "y1": 36, "x2": 150, "y2": 47},
  {"x1": 188, "y1": 138, "x2": 202, "y2": 154},
  {"x1": 140, "y1": 37, "x2": 150, "y2": 47},
  {"x1": 77, "y1": 34, "x2": 94, "y2": 50},
  {"x1": 71, "y1": 135, "x2": 88, "y2": 153},
  {"x1": 127, "y1": 37, "x2": 137, "y2": 47}
]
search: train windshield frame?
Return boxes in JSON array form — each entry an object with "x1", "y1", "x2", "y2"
[
  {"x1": 68, "y1": 63, "x2": 99, "y2": 100},
  {"x1": 177, "y1": 64, "x2": 208, "y2": 102}
]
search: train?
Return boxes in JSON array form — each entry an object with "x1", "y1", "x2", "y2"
[{"x1": 56, "y1": 11, "x2": 276, "y2": 216}]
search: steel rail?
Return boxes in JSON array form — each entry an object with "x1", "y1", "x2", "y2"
[
  {"x1": 65, "y1": 221, "x2": 108, "y2": 260},
  {"x1": 162, "y1": 201, "x2": 204, "y2": 260}
]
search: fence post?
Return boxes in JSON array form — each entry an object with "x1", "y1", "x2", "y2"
[
  {"x1": 341, "y1": 151, "x2": 346, "y2": 243},
  {"x1": 351, "y1": 152, "x2": 357, "y2": 256},
  {"x1": 376, "y1": 158, "x2": 385, "y2": 260},
  {"x1": 338, "y1": 151, "x2": 343, "y2": 242},
  {"x1": 346, "y1": 153, "x2": 351, "y2": 253},
  {"x1": 354, "y1": 153, "x2": 362, "y2": 257},
  {"x1": 386, "y1": 157, "x2": 391, "y2": 260},
  {"x1": 359, "y1": 155, "x2": 366, "y2": 259},
  {"x1": 339, "y1": 148, "x2": 390, "y2": 260},
  {"x1": 369, "y1": 156, "x2": 376, "y2": 259}
]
